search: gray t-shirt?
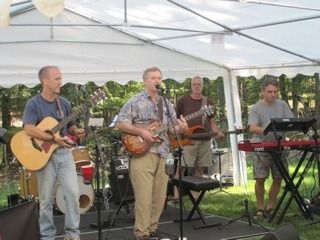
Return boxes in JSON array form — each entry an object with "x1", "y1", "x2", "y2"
[
  {"x1": 248, "y1": 99, "x2": 295, "y2": 141},
  {"x1": 23, "y1": 94, "x2": 72, "y2": 136}
]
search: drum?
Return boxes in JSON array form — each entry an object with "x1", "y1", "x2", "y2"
[
  {"x1": 20, "y1": 169, "x2": 38, "y2": 198},
  {"x1": 55, "y1": 175, "x2": 94, "y2": 214},
  {"x1": 71, "y1": 146, "x2": 92, "y2": 168}
]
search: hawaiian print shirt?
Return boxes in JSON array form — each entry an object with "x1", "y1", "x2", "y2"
[{"x1": 117, "y1": 90, "x2": 177, "y2": 159}]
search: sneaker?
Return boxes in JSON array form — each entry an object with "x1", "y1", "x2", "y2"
[
  {"x1": 150, "y1": 231, "x2": 168, "y2": 240},
  {"x1": 264, "y1": 208, "x2": 274, "y2": 219},
  {"x1": 253, "y1": 209, "x2": 265, "y2": 219},
  {"x1": 136, "y1": 235, "x2": 150, "y2": 240}
]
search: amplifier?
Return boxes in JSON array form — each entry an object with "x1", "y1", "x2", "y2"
[
  {"x1": 109, "y1": 156, "x2": 134, "y2": 204},
  {"x1": 111, "y1": 156, "x2": 129, "y2": 174}
]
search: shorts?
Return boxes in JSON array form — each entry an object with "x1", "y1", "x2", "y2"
[
  {"x1": 181, "y1": 140, "x2": 212, "y2": 167},
  {"x1": 253, "y1": 152, "x2": 288, "y2": 179}
]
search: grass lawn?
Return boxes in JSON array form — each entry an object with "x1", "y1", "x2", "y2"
[{"x1": 182, "y1": 156, "x2": 320, "y2": 240}]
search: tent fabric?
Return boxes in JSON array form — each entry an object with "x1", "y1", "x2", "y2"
[
  {"x1": 1, "y1": 0, "x2": 320, "y2": 185},
  {"x1": 1, "y1": 0, "x2": 319, "y2": 87}
]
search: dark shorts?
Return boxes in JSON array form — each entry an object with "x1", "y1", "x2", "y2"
[{"x1": 253, "y1": 152, "x2": 288, "y2": 179}]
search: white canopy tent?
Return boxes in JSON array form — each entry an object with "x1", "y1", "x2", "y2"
[{"x1": 1, "y1": 0, "x2": 320, "y2": 185}]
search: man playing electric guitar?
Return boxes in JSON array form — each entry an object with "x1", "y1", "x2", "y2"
[
  {"x1": 116, "y1": 67, "x2": 188, "y2": 240},
  {"x1": 21, "y1": 66, "x2": 85, "y2": 240},
  {"x1": 173, "y1": 76, "x2": 224, "y2": 200}
]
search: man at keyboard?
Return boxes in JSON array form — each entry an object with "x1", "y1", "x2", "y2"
[{"x1": 248, "y1": 78, "x2": 295, "y2": 219}]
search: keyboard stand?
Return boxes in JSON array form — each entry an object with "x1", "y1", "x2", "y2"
[{"x1": 268, "y1": 149, "x2": 314, "y2": 224}]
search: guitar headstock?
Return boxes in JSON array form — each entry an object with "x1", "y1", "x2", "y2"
[
  {"x1": 89, "y1": 89, "x2": 106, "y2": 105},
  {"x1": 201, "y1": 105, "x2": 215, "y2": 117}
]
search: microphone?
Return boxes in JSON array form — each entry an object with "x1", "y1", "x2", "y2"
[
  {"x1": 155, "y1": 84, "x2": 165, "y2": 94},
  {"x1": 0, "y1": 128, "x2": 8, "y2": 144}
]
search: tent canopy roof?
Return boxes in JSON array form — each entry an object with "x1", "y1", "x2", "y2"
[{"x1": 0, "y1": 0, "x2": 319, "y2": 87}]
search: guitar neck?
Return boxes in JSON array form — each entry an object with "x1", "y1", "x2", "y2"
[
  {"x1": 184, "y1": 111, "x2": 203, "y2": 121},
  {"x1": 152, "y1": 105, "x2": 212, "y2": 136},
  {"x1": 51, "y1": 105, "x2": 87, "y2": 134}
]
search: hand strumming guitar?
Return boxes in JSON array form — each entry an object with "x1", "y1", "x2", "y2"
[{"x1": 139, "y1": 128, "x2": 159, "y2": 144}]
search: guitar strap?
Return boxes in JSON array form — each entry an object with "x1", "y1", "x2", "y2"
[
  {"x1": 202, "y1": 96, "x2": 214, "y2": 138},
  {"x1": 157, "y1": 96, "x2": 163, "y2": 123},
  {"x1": 201, "y1": 96, "x2": 207, "y2": 126},
  {"x1": 55, "y1": 96, "x2": 64, "y2": 119}
]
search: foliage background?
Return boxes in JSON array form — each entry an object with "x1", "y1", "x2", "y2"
[{"x1": 1, "y1": 73, "x2": 320, "y2": 239}]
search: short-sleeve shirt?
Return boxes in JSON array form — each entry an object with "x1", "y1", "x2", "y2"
[
  {"x1": 248, "y1": 99, "x2": 295, "y2": 142},
  {"x1": 176, "y1": 95, "x2": 214, "y2": 128},
  {"x1": 23, "y1": 94, "x2": 72, "y2": 136},
  {"x1": 116, "y1": 90, "x2": 177, "y2": 158}
]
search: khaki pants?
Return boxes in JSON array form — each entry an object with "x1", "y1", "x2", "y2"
[{"x1": 130, "y1": 153, "x2": 168, "y2": 237}]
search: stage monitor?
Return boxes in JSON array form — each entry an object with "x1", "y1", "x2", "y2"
[{"x1": 263, "y1": 118, "x2": 316, "y2": 135}]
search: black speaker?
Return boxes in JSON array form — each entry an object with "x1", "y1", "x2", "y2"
[
  {"x1": 109, "y1": 158, "x2": 134, "y2": 204},
  {"x1": 261, "y1": 224, "x2": 300, "y2": 240},
  {"x1": 0, "y1": 201, "x2": 40, "y2": 240}
]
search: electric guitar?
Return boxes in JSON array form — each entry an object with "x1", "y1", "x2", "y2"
[
  {"x1": 169, "y1": 125, "x2": 210, "y2": 149},
  {"x1": 121, "y1": 105, "x2": 214, "y2": 157},
  {"x1": 10, "y1": 90, "x2": 105, "y2": 171}
]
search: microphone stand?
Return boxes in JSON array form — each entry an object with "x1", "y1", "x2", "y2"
[
  {"x1": 90, "y1": 126, "x2": 104, "y2": 240},
  {"x1": 158, "y1": 88, "x2": 185, "y2": 240}
]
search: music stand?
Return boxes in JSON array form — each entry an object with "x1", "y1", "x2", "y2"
[
  {"x1": 263, "y1": 117, "x2": 316, "y2": 138},
  {"x1": 210, "y1": 148, "x2": 231, "y2": 196}
]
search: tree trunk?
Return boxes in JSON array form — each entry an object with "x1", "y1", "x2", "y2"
[
  {"x1": 314, "y1": 73, "x2": 320, "y2": 128},
  {"x1": 239, "y1": 77, "x2": 248, "y2": 126},
  {"x1": 279, "y1": 75, "x2": 289, "y2": 105},
  {"x1": 292, "y1": 75, "x2": 302, "y2": 117},
  {"x1": 1, "y1": 89, "x2": 11, "y2": 129}
]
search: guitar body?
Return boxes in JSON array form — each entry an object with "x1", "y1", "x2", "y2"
[
  {"x1": 170, "y1": 125, "x2": 206, "y2": 149},
  {"x1": 10, "y1": 117, "x2": 60, "y2": 171},
  {"x1": 121, "y1": 121, "x2": 161, "y2": 157},
  {"x1": 121, "y1": 105, "x2": 214, "y2": 156}
]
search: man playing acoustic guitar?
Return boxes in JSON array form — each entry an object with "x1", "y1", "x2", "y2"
[
  {"x1": 116, "y1": 67, "x2": 188, "y2": 240},
  {"x1": 173, "y1": 76, "x2": 224, "y2": 200},
  {"x1": 22, "y1": 66, "x2": 85, "y2": 240}
]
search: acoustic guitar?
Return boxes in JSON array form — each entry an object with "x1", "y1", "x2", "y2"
[
  {"x1": 10, "y1": 90, "x2": 105, "y2": 171},
  {"x1": 121, "y1": 105, "x2": 214, "y2": 157}
]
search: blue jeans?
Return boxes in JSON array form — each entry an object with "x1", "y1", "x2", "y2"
[{"x1": 37, "y1": 148, "x2": 80, "y2": 240}]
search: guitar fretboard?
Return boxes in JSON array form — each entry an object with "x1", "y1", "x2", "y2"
[
  {"x1": 184, "y1": 110, "x2": 203, "y2": 121},
  {"x1": 51, "y1": 105, "x2": 87, "y2": 134},
  {"x1": 50, "y1": 90, "x2": 105, "y2": 134}
]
